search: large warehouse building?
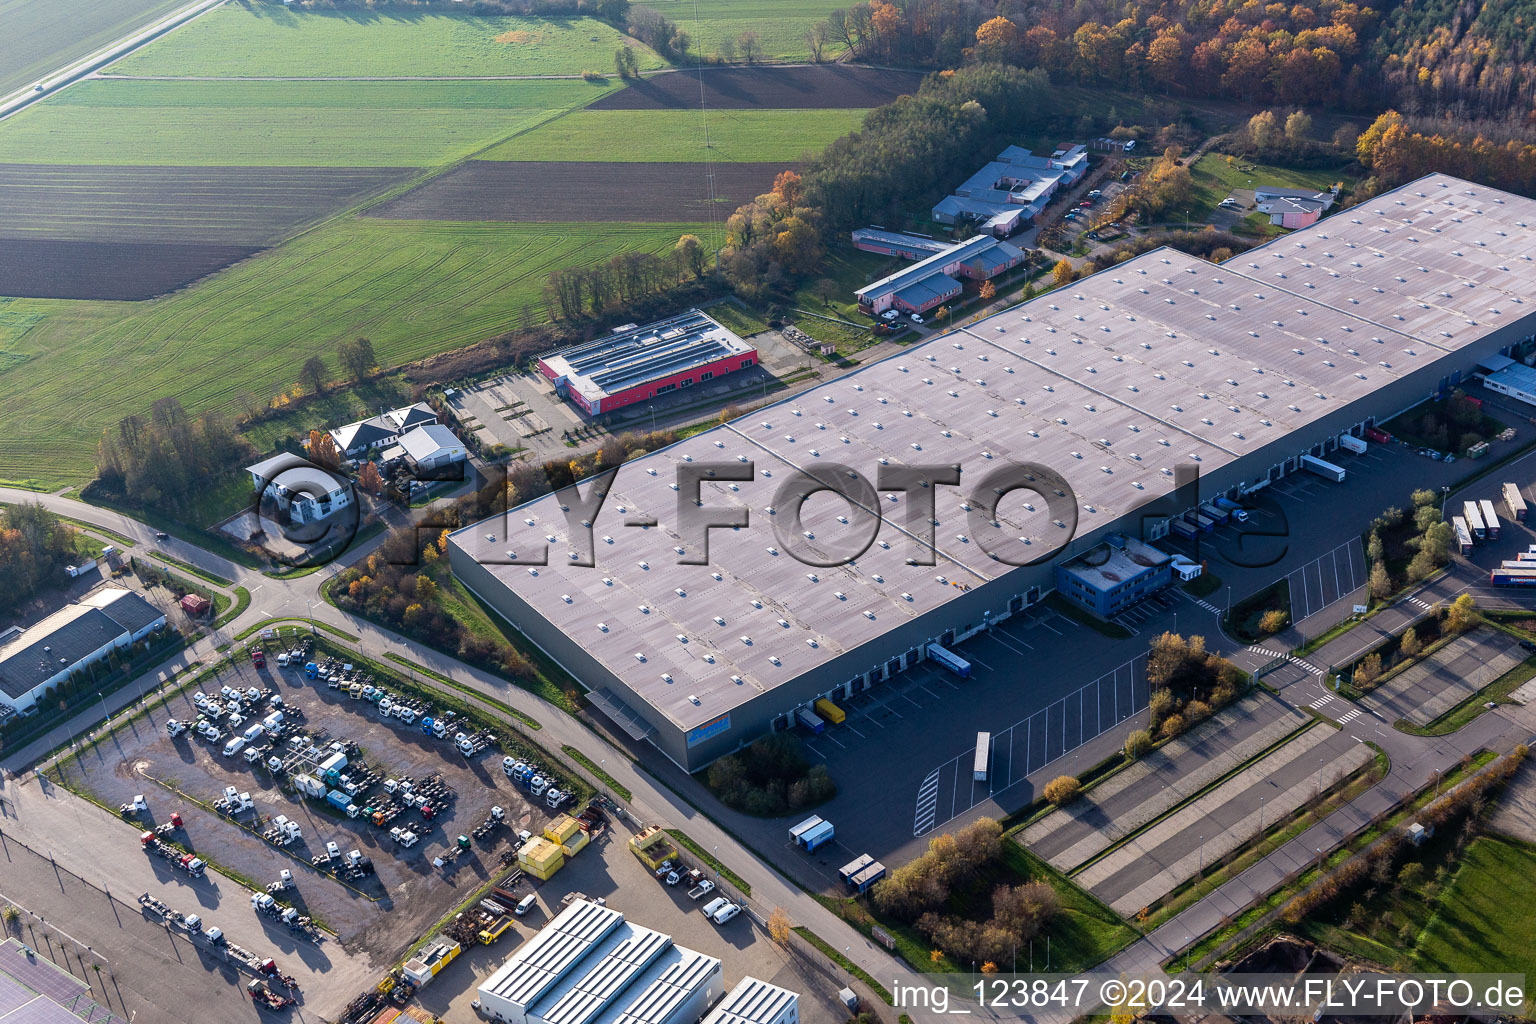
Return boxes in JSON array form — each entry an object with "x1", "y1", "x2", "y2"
[
  {"x1": 475, "y1": 898, "x2": 795, "y2": 1024},
  {"x1": 452, "y1": 174, "x2": 1536, "y2": 770},
  {"x1": 538, "y1": 311, "x2": 757, "y2": 416}
]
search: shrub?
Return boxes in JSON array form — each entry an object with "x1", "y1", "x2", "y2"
[
  {"x1": 705, "y1": 734, "x2": 836, "y2": 816},
  {"x1": 1148, "y1": 687, "x2": 1176, "y2": 730},
  {"x1": 1124, "y1": 729, "x2": 1153, "y2": 760},
  {"x1": 1043, "y1": 775, "x2": 1081, "y2": 806},
  {"x1": 1259, "y1": 609, "x2": 1289, "y2": 634},
  {"x1": 1160, "y1": 713, "x2": 1186, "y2": 740}
]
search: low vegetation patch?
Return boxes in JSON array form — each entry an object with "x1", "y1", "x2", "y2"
[
  {"x1": 1226, "y1": 579, "x2": 1291, "y2": 642},
  {"x1": 1383, "y1": 389, "x2": 1506, "y2": 456},
  {"x1": 703, "y1": 733, "x2": 835, "y2": 816},
  {"x1": 1338, "y1": 595, "x2": 1478, "y2": 697},
  {"x1": 1365, "y1": 488, "x2": 1455, "y2": 599},
  {"x1": 1146, "y1": 631, "x2": 1247, "y2": 742}
]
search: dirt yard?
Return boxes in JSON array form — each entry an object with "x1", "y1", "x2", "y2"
[
  {"x1": 367, "y1": 161, "x2": 792, "y2": 223},
  {"x1": 66, "y1": 652, "x2": 560, "y2": 966},
  {"x1": 588, "y1": 65, "x2": 923, "y2": 110}
]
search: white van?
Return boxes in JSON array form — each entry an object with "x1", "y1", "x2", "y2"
[
  {"x1": 223, "y1": 737, "x2": 246, "y2": 757},
  {"x1": 514, "y1": 894, "x2": 538, "y2": 917},
  {"x1": 242, "y1": 723, "x2": 264, "y2": 743}
]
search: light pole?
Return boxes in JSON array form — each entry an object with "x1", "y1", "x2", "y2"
[
  {"x1": 1199, "y1": 834, "x2": 1205, "y2": 875},
  {"x1": 1440, "y1": 485, "x2": 1450, "y2": 519}
]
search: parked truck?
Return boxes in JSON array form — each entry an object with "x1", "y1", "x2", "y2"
[
  {"x1": 1300, "y1": 454, "x2": 1346, "y2": 482},
  {"x1": 925, "y1": 643, "x2": 972, "y2": 679},
  {"x1": 1338, "y1": 433, "x2": 1368, "y2": 454}
]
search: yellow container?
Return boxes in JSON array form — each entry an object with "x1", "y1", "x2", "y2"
[
  {"x1": 814, "y1": 698, "x2": 846, "y2": 725},
  {"x1": 628, "y1": 825, "x2": 676, "y2": 870},
  {"x1": 561, "y1": 829, "x2": 590, "y2": 857},
  {"x1": 518, "y1": 837, "x2": 565, "y2": 880},
  {"x1": 543, "y1": 814, "x2": 582, "y2": 847}
]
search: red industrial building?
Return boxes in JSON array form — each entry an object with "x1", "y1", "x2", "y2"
[{"x1": 537, "y1": 310, "x2": 757, "y2": 415}]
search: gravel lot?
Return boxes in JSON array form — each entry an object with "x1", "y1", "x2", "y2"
[{"x1": 67, "y1": 652, "x2": 561, "y2": 966}]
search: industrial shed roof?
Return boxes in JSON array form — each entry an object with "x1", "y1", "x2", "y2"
[
  {"x1": 540, "y1": 310, "x2": 754, "y2": 404},
  {"x1": 451, "y1": 173, "x2": 1536, "y2": 732},
  {"x1": 480, "y1": 900, "x2": 624, "y2": 1011},
  {"x1": 699, "y1": 978, "x2": 799, "y2": 1024}
]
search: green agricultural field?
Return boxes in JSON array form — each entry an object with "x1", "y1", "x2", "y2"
[
  {"x1": 0, "y1": 0, "x2": 187, "y2": 97},
  {"x1": 1187, "y1": 151, "x2": 1353, "y2": 225},
  {"x1": 639, "y1": 0, "x2": 841, "y2": 61},
  {"x1": 106, "y1": 4, "x2": 664, "y2": 78},
  {"x1": 0, "y1": 218, "x2": 721, "y2": 489},
  {"x1": 1415, "y1": 836, "x2": 1536, "y2": 981},
  {"x1": 0, "y1": 78, "x2": 613, "y2": 166},
  {"x1": 481, "y1": 107, "x2": 865, "y2": 162}
]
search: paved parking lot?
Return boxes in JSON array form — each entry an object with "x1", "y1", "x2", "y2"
[
  {"x1": 447, "y1": 370, "x2": 579, "y2": 458},
  {"x1": 913, "y1": 655, "x2": 1148, "y2": 838},
  {"x1": 1363, "y1": 625, "x2": 1528, "y2": 725}
]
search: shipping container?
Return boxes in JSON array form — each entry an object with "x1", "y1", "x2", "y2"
[
  {"x1": 1363, "y1": 427, "x2": 1392, "y2": 444},
  {"x1": 1169, "y1": 518, "x2": 1197, "y2": 540},
  {"x1": 1338, "y1": 433, "x2": 1367, "y2": 454},
  {"x1": 1199, "y1": 502, "x2": 1229, "y2": 524},
  {"x1": 795, "y1": 707, "x2": 826, "y2": 735}
]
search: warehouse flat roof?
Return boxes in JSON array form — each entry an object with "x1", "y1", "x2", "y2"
[
  {"x1": 532, "y1": 923, "x2": 672, "y2": 1024},
  {"x1": 452, "y1": 173, "x2": 1536, "y2": 733},
  {"x1": 592, "y1": 948, "x2": 721, "y2": 1024},
  {"x1": 480, "y1": 900, "x2": 624, "y2": 1011},
  {"x1": 700, "y1": 978, "x2": 799, "y2": 1024},
  {"x1": 541, "y1": 311, "x2": 754, "y2": 404}
]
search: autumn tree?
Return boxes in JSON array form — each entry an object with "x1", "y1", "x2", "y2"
[
  {"x1": 1355, "y1": 652, "x2": 1383, "y2": 686},
  {"x1": 674, "y1": 234, "x2": 707, "y2": 279},
  {"x1": 1125, "y1": 728, "x2": 1152, "y2": 760},
  {"x1": 1147, "y1": 27, "x2": 1185, "y2": 90},
  {"x1": 737, "y1": 29, "x2": 761, "y2": 63},
  {"x1": 1259, "y1": 609, "x2": 1289, "y2": 634},
  {"x1": 1052, "y1": 259, "x2": 1075, "y2": 288},
  {"x1": 357, "y1": 460, "x2": 384, "y2": 495},
  {"x1": 1043, "y1": 776, "x2": 1081, "y2": 805},
  {"x1": 973, "y1": 16, "x2": 1018, "y2": 62},
  {"x1": 307, "y1": 428, "x2": 341, "y2": 470},
  {"x1": 767, "y1": 907, "x2": 792, "y2": 946},
  {"x1": 337, "y1": 337, "x2": 377, "y2": 382},
  {"x1": 770, "y1": 169, "x2": 804, "y2": 209},
  {"x1": 771, "y1": 217, "x2": 822, "y2": 276},
  {"x1": 300, "y1": 355, "x2": 328, "y2": 396},
  {"x1": 1445, "y1": 594, "x2": 1479, "y2": 634},
  {"x1": 1248, "y1": 110, "x2": 1281, "y2": 151},
  {"x1": 1399, "y1": 626, "x2": 1422, "y2": 658},
  {"x1": 1284, "y1": 109, "x2": 1313, "y2": 145},
  {"x1": 979, "y1": 279, "x2": 996, "y2": 301},
  {"x1": 1368, "y1": 560, "x2": 1392, "y2": 600}
]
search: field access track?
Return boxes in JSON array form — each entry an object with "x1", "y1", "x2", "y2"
[
  {"x1": 0, "y1": 164, "x2": 415, "y2": 244},
  {"x1": 367, "y1": 161, "x2": 792, "y2": 222},
  {"x1": 0, "y1": 238, "x2": 263, "y2": 300},
  {"x1": 588, "y1": 65, "x2": 923, "y2": 110}
]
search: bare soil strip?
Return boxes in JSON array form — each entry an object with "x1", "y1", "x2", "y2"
[
  {"x1": 365, "y1": 160, "x2": 795, "y2": 222},
  {"x1": 0, "y1": 238, "x2": 262, "y2": 300}
]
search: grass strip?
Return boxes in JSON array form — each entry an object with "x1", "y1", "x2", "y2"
[
  {"x1": 149, "y1": 551, "x2": 234, "y2": 588},
  {"x1": 235, "y1": 617, "x2": 358, "y2": 642},
  {"x1": 793, "y1": 926, "x2": 893, "y2": 1004},
  {"x1": 49, "y1": 512, "x2": 137, "y2": 550},
  {"x1": 383, "y1": 652, "x2": 542, "y2": 730},
  {"x1": 665, "y1": 829, "x2": 750, "y2": 897},
  {"x1": 213, "y1": 586, "x2": 251, "y2": 629},
  {"x1": 562, "y1": 745, "x2": 630, "y2": 801}
]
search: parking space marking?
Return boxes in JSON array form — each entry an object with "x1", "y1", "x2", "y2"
[{"x1": 912, "y1": 655, "x2": 1149, "y2": 836}]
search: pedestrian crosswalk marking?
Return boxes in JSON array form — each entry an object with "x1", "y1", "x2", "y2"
[{"x1": 1338, "y1": 709, "x2": 1362, "y2": 724}]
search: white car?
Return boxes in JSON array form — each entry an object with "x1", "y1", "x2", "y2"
[
  {"x1": 909, "y1": 313, "x2": 925, "y2": 324},
  {"x1": 711, "y1": 903, "x2": 741, "y2": 925},
  {"x1": 700, "y1": 896, "x2": 730, "y2": 918},
  {"x1": 880, "y1": 310, "x2": 898, "y2": 321}
]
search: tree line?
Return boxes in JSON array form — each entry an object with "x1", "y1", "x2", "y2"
[
  {"x1": 1355, "y1": 109, "x2": 1536, "y2": 198},
  {"x1": 0, "y1": 504, "x2": 80, "y2": 617},
  {"x1": 719, "y1": 63, "x2": 1051, "y2": 302},
  {"x1": 542, "y1": 241, "x2": 709, "y2": 322},
  {"x1": 94, "y1": 397, "x2": 250, "y2": 512}
]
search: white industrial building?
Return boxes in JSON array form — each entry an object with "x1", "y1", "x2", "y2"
[
  {"x1": 0, "y1": 587, "x2": 166, "y2": 716},
  {"x1": 451, "y1": 172, "x2": 1536, "y2": 771},
  {"x1": 475, "y1": 899, "x2": 783, "y2": 1024},
  {"x1": 699, "y1": 978, "x2": 799, "y2": 1024}
]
